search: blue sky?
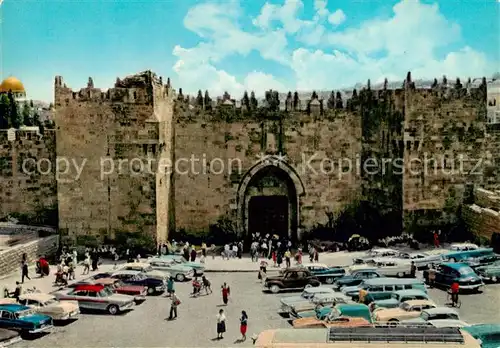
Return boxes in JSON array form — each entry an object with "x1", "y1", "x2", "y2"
[{"x1": 1, "y1": 0, "x2": 499, "y2": 102}]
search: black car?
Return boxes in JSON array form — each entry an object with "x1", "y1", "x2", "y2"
[
  {"x1": 333, "y1": 269, "x2": 383, "y2": 289},
  {"x1": 110, "y1": 271, "x2": 165, "y2": 295}
]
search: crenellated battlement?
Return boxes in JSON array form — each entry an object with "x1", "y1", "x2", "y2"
[{"x1": 54, "y1": 70, "x2": 175, "y2": 107}]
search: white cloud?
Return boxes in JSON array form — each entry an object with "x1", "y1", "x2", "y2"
[
  {"x1": 328, "y1": 9, "x2": 346, "y2": 26},
  {"x1": 172, "y1": 0, "x2": 495, "y2": 98}
]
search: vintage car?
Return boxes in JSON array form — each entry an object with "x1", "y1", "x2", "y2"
[
  {"x1": 289, "y1": 292, "x2": 351, "y2": 318},
  {"x1": 463, "y1": 324, "x2": 500, "y2": 348},
  {"x1": 293, "y1": 303, "x2": 372, "y2": 327},
  {"x1": 474, "y1": 260, "x2": 500, "y2": 283},
  {"x1": 299, "y1": 263, "x2": 346, "y2": 284},
  {"x1": 17, "y1": 293, "x2": 80, "y2": 321},
  {"x1": 0, "y1": 303, "x2": 53, "y2": 334},
  {"x1": 467, "y1": 254, "x2": 500, "y2": 269},
  {"x1": 0, "y1": 328, "x2": 21, "y2": 346},
  {"x1": 355, "y1": 257, "x2": 412, "y2": 278},
  {"x1": 372, "y1": 299, "x2": 437, "y2": 323},
  {"x1": 370, "y1": 289, "x2": 430, "y2": 310},
  {"x1": 333, "y1": 269, "x2": 383, "y2": 289},
  {"x1": 111, "y1": 270, "x2": 166, "y2": 294},
  {"x1": 279, "y1": 287, "x2": 335, "y2": 315},
  {"x1": 450, "y1": 243, "x2": 479, "y2": 251},
  {"x1": 423, "y1": 263, "x2": 484, "y2": 292},
  {"x1": 396, "y1": 251, "x2": 443, "y2": 269},
  {"x1": 147, "y1": 258, "x2": 195, "y2": 282},
  {"x1": 93, "y1": 278, "x2": 147, "y2": 301},
  {"x1": 53, "y1": 284, "x2": 135, "y2": 315},
  {"x1": 292, "y1": 316, "x2": 370, "y2": 329},
  {"x1": 264, "y1": 268, "x2": 321, "y2": 294},
  {"x1": 342, "y1": 278, "x2": 427, "y2": 302},
  {"x1": 401, "y1": 307, "x2": 461, "y2": 324},
  {"x1": 441, "y1": 248, "x2": 494, "y2": 263},
  {"x1": 428, "y1": 319, "x2": 470, "y2": 328},
  {"x1": 157, "y1": 255, "x2": 205, "y2": 276},
  {"x1": 119, "y1": 263, "x2": 170, "y2": 281},
  {"x1": 367, "y1": 248, "x2": 400, "y2": 258}
]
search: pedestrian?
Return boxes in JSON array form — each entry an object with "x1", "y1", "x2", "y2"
[
  {"x1": 433, "y1": 231, "x2": 440, "y2": 248},
  {"x1": 237, "y1": 241, "x2": 243, "y2": 259},
  {"x1": 410, "y1": 261, "x2": 417, "y2": 278},
  {"x1": 13, "y1": 282, "x2": 22, "y2": 302},
  {"x1": 201, "y1": 242, "x2": 207, "y2": 258},
  {"x1": 183, "y1": 247, "x2": 189, "y2": 262},
  {"x1": 272, "y1": 250, "x2": 277, "y2": 267},
  {"x1": 168, "y1": 290, "x2": 180, "y2": 320},
  {"x1": 232, "y1": 244, "x2": 238, "y2": 258},
  {"x1": 190, "y1": 248, "x2": 197, "y2": 262},
  {"x1": 166, "y1": 276, "x2": 175, "y2": 297},
  {"x1": 21, "y1": 260, "x2": 30, "y2": 283},
  {"x1": 68, "y1": 260, "x2": 75, "y2": 280},
  {"x1": 277, "y1": 252, "x2": 283, "y2": 268},
  {"x1": 221, "y1": 282, "x2": 230, "y2": 305},
  {"x1": 239, "y1": 310, "x2": 248, "y2": 341},
  {"x1": 82, "y1": 254, "x2": 90, "y2": 275},
  {"x1": 216, "y1": 309, "x2": 226, "y2": 339},
  {"x1": 223, "y1": 244, "x2": 230, "y2": 260},
  {"x1": 258, "y1": 259, "x2": 268, "y2": 282},
  {"x1": 313, "y1": 248, "x2": 319, "y2": 263},
  {"x1": 72, "y1": 249, "x2": 78, "y2": 266},
  {"x1": 284, "y1": 249, "x2": 291, "y2": 268}
]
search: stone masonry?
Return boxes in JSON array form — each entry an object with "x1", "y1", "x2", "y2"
[{"x1": 463, "y1": 187, "x2": 500, "y2": 240}]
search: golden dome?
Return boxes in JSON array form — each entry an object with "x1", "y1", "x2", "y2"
[{"x1": 0, "y1": 77, "x2": 25, "y2": 93}]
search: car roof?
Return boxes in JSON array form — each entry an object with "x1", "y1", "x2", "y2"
[
  {"x1": 286, "y1": 267, "x2": 307, "y2": 272},
  {"x1": 113, "y1": 270, "x2": 141, "y2": 275},
  {"x1": 73, "y1": 284, "x2": 105, "y2": 292},
  {"x1": 94, "y1": 278, "x2": 119, "y2": 285},
  {"x1": 123, "y1": 262, "x2": 150, "y2": 268},
  {"x1": 423, "y1": 307, "x2": 458, "y2": 315},
  {"x1": 364, "y1": 278, "x2": 423, "y2": 285},
  {"x1": 0, "y1": 303, "x2": 30, "y2": 311},
  {"x1": 304, "y1": 287, "x2": 334, "y2": 294},
  {"x1": 302, "y1": 263, "x2": 328, "y2": 268},
  {"x1": 394, "y1": 289, "x2": 427, "y2": 296},
  {"x1": 403, "y1": 299, "x2": 435, "y2": 306},
  {"x1": 442, "y1": 263, "x2": 470, "y2": 270},
  {"x1": 372, "y1": 257, "x2": 409, "y2": 263},
  {"x1": 336, "y1": 303, "x2": 369, "y2": 311},
  {"x1": 19, "y1": 293, "x2": 55, "y2": 302}
]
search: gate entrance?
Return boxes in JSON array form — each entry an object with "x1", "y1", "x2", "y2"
[{"x1": 248, "y1": 196, "x2": 289, "y2": 238}]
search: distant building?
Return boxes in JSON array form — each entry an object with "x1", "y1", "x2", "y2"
[
  {"x1": 0, "y1": 76, "x2": 27, "y2": 102},
  {"x1": 487, "y1": 80, "x2": 500, "y2": 124}
]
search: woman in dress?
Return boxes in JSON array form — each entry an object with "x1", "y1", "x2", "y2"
[
  {"x1": 216, "y1": 309, "x2": 226, "y2": 339},
  {"x1": 221, "y1": 283, "x2": 230, "y2": 305},
  {"x1": 239, "y1": 310, "x2": 248, "y2": 341}
]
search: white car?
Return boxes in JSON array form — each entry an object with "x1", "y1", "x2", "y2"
[
  {"x1": 449, "y1": 243, "x2": 479, "y2": 251},
  {"x1": 356, "y1": 257, "x2": 411, "y2": 278},
  {"x1": 396, "y1": 252, "x2": 442, "y2": 269},
  {"x1": 367, "y1": 248, "x2": 400, "y2": 258},
  {"x1": 428, "y1": 319, "x2": 469, "y2": 328}
]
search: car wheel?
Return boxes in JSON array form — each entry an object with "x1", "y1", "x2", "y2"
[
  {"x1": 147, "y1": 287, "x2": 155, "y2": 295},
  {"x1": 176, "y1": 274, "x2": 185, "y2": 282},
  {"x1": 388, "y1": 319, "x2": 399, "y2": 327},
  {"x1": 270, "y1": 285, "x2": 281, "y2": 294},
  {"x1": 325, "y1": 277, "x2": 334, "y2": 284},
  {"x1": 107, "y1": 304, "x2": 119, "y2": 315},
  {"x1": 397, "y1": 272, "x2": 405, "y2": 278}
]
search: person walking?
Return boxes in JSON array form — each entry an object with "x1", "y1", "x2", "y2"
[
  {"x1": 168, "y1": 290, "x2": 180, "y2": 320},
  {"x1": 258, "y1": 260, "x2": 268, "y2": 282},
  {"x1": 221, "y1": 283, "x2": 230, "y2": 305},
  {"x1": 166, "y1": 276, "x2": 175, "y2": 297},
  {"x1": 277, "y1": 252, "x2": 283, "y2": 268},
  {"x1": 201, "y1": 242, "x2": 207, "y2": 258},
  {"x1": 21, "y1": 260, "x2": 30, "y2": 283},
  {"x1": 239, "y1": 310, "x2": 248, "y2": 341},
  {"x1": 82, "y1": 253, "x2": 90, "y2": 275},
  {"x1": 190, "y1": 248, "x2": 197, "y2": 262},
  {"x1": 433, "y1": 231, "x2": 440, "y2": 248},
  {"x1": 284, "y1": 249, "x2": 291, "y2": 268},
  {"x1": 313, "y1": 248, "x2": 319, "y2": 263},
  {"x1": 272, "y1": 250, "x2": 277, "y2": 267},
  {"x1": 216, "y1": 309, "x2": 226, "y2": 339},
  {"x1": 410, "y1": 261, "x2": 417, "y2": 278}
]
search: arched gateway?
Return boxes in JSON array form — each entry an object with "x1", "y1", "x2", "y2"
[{"x1": 236, "y1": 157, "x2": 305, "y2": 243}]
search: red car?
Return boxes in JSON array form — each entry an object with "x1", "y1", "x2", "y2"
[{"x1": 93, "y1": 278, "x2": 147, "y2": 304}]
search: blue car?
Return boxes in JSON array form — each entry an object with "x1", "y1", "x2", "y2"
[
  {"x1": 0, "y1": 304, "x2": 53, "y2": 334},
  {"x1": 158, "y1": 255, "x2": 205, "y2": 276},
  {"x1": 333, "y1": 269, "x2": 383, "y2": 290},
  {"x1": 463, "y1": 324, "x2": 500, "y2": 348},
  {"x1": 300, "y1": 264, "x2": 346, "y2": 284},
  {"x1": 423, "y1": 263, "x2": 484, "y2": 292}
]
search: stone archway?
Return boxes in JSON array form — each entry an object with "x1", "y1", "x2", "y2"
[{"x1": 236, "y1": 157, "x2": 305, "y2": 243}]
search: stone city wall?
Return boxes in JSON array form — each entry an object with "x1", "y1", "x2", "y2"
[{"x1": 463, "y1": 188, "x2": 500, "y2": 240}]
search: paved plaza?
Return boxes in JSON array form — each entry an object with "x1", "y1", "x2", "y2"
[{"x1": 1, "y1": 251, "x2": 499, "y2": 347}]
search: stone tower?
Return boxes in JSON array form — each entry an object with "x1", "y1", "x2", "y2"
[{"x1": 54, "y1": 71, "x2": 175, "y2": 244}]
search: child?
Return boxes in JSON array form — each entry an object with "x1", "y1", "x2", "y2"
[{"x1": 240, "y1": 310, "x2": 248, "y2": 341}]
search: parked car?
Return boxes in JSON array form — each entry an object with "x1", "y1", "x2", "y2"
[
  {"x1": 289, "y1": 292, "x2": 351, "y2": 318},
  {"x1": 401, "y1": 307, "x2": 461, "y2": 324},
  {"x1": 449, "y1": 243, "x2": 479, "y2": 251},
  {"x1": 53, "y1": 284, "x2": 135, "y2": 315},
  {"x1": 119, "y1": 263, "x2": 170, "y2": 281},
  {"x1": 396, "y1": 251, "x2": 443, "y2": 269},
  {"x1": 299, "y1": 263, "x2": 345, "y2": 284},
  {"x1": 93, "y1": 278, "x2": 147, "y2": 302},
  {"x1": 463, "y1": 324, "x2": 500, "y2": 348},
  {"x1": 372, "y1": 299, "x2": 437, "y2": 323},
  {"x1": 111, "y1": 270, "x2": 166, "y2": 295},
  {"x1": 292, "y1": 315, "x2": 370, "y2": 329},
  {"x1": 17, "y1": 293, "x2": 80, "y2": 321},
  {"x1": 475, "y1": 260, "x2": 500, "y2": 283},
  {"x1": 0, "y1": 328, "x2": 21, "y2": 346},
  {"x1": 333, "y1": 269, "x2": 383, "y2": 289},
  {"x1": 279, "y1": 287, "x2": 335, "y2": 315},
  {"x1": 156, "y1": 255, "x2": 205, "y2": 276},
  {"x1": 428, "y1": 319, "x2": 469, "y2": 328},
  {"x1": 292, "y1": 303, "x2": 372, "y2": 327},
  {"x1": 423, "y1": 263, "x2": 484, "y2": 292},
  {"x1": 342, "y1": 278, "x2": 427, "y2": 302},
  {"x1": 442, "y1": 248, "x2": 494, "y2": 263},
  {"x1": 263, "y1": 268, "x2": 321, "y2": 294},
  {"x1": 146, "y1": 258, "x2": 195, "y2": 282},
  {"x1": 367, "y1": 248, "x2": 400, "y2": 258},
  {"x1": 370, "y1": 289, "x2": 430, "y2": 311},
  {"x1": 0, "y1": 304, "x2": 53, "y2": 334},
  {"x1": 361, "y1": 258, "x2": 412, "y2": 278}
]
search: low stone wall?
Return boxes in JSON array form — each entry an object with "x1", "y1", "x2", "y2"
[
  {"x1": 0, "y1": 235, "x2": 59, "y2": 277},
  {"x1": 463, "y1": 188, "x2": 500, "y2": 240}
]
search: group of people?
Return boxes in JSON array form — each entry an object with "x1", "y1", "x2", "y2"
[{"x1": 222, "y1": 241, "x2": 244, "y2": 260}]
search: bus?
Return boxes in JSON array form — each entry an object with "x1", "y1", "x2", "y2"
[{"x1": 254, "y1": 326, "x2": 481, "y2": 348}]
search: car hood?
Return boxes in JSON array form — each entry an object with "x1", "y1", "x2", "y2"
[
  {"x1": 374, "y1": 299, "x2": 399, "y2": 307},
  {"x1": 292, "y1": 317, "x2": 323, "y2": 328},
  {"x1": 20, "y1": 313, "x2": 52, "y2": 324},
  {"x1": 280, "y1": 296, "x2": 304, "y2": 305},
  {"x1": 184, "y1": 262, "x2": 204, "y2": 269},
  {"x1": 374, "y1": 308, "x2": 407, "y2": 319},
  {"x1": 117, "y1": 285, "x2": 146, "y2": 293},
  {"x1": 46, "y1": 301, "x2": 79, "y2": 313},
  {"x1": 342, "y1": 286, "x2": 360, "y2": 295},
  {"x1": 296, "y1": 310, "x2": 318, "y2": 318}
]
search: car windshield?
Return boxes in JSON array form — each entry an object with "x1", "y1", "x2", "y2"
[
  {"x1": 16, "y1": 309, "x2": 36, "y2": 318},
  {"x1": 458, "y1": 267, "x2": 475, "y2": 275},
  {"x1": 42, "y1": 298, "x2": 57, "y2": 306},
  {"x1": 399, "y1": 302, "x2": 411, "y2": 311},
  {"x1": 99, "y1": 287, "x2": 114, "y2": 297}
]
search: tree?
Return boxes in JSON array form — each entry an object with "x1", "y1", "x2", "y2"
[
  {"x1": 406, "y1": 71, "x2": 412, "y2": 84},
  {"x1": 367, "y1": 79, "x2": 371, "y2": 90},
  {"x1": 311, "y1": 91, "x2": 318, "y2": 100},
  {"x1": 293, "y1": 92, "x2": 299, "y2": 110},
  {"x1": 285, "y1": 91, "x2": 292, "y2": 111},
  {"x1": 442, "y1": 75, "x2": 448, "y2": 86},
  {"x1": 250, "y1": 91, "x2": 258, "y2": 110},
  {"x1": 196, "y1": 90, "x2": 204, "y2": 107},
  {"x1": 8, "y1": 92, "x2": 22, "y2": 128},
  {"x1": 383, "y1": 78, "x2": 388, "y2": 90},
  {"x1": 242, "y1": 91, "x2": 250, "y2": 109},
  {"x1": 223, "y1": 91, "x2": 230, "y2": 100},
  {"x1": 271, "y1": 91, "x2": 280, "y2": 111},
  {"x1": 29, "y1": 100, "x2": 34, "y2": 108},
  {"x1": 22, "y1": 102, "x2": 32, "y2": 126},
  {"x1": 431, "y1": 78, "x2": 438, "y2": 88},
  {"x1": 455, "y1": 78, "x2": 463, "y2": 89},
  {"x1": 204, "y1": 90, "x2": 211, "y2": 109},
  {"x1": 0, "y1": 94, "x2": 10, "y2": 129},
  {"x1": 33, "y1": 111, "x2": 40, "y2": 127},
  {"x1": 327, "y1": 91, "x2": 335, "y2": 109},
  {"x1": 335, "y1": 91, "x2": 343, "y2": 109},
  {"x1": 177, "y1": 88, "x2": 184, "y2": 100}
]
